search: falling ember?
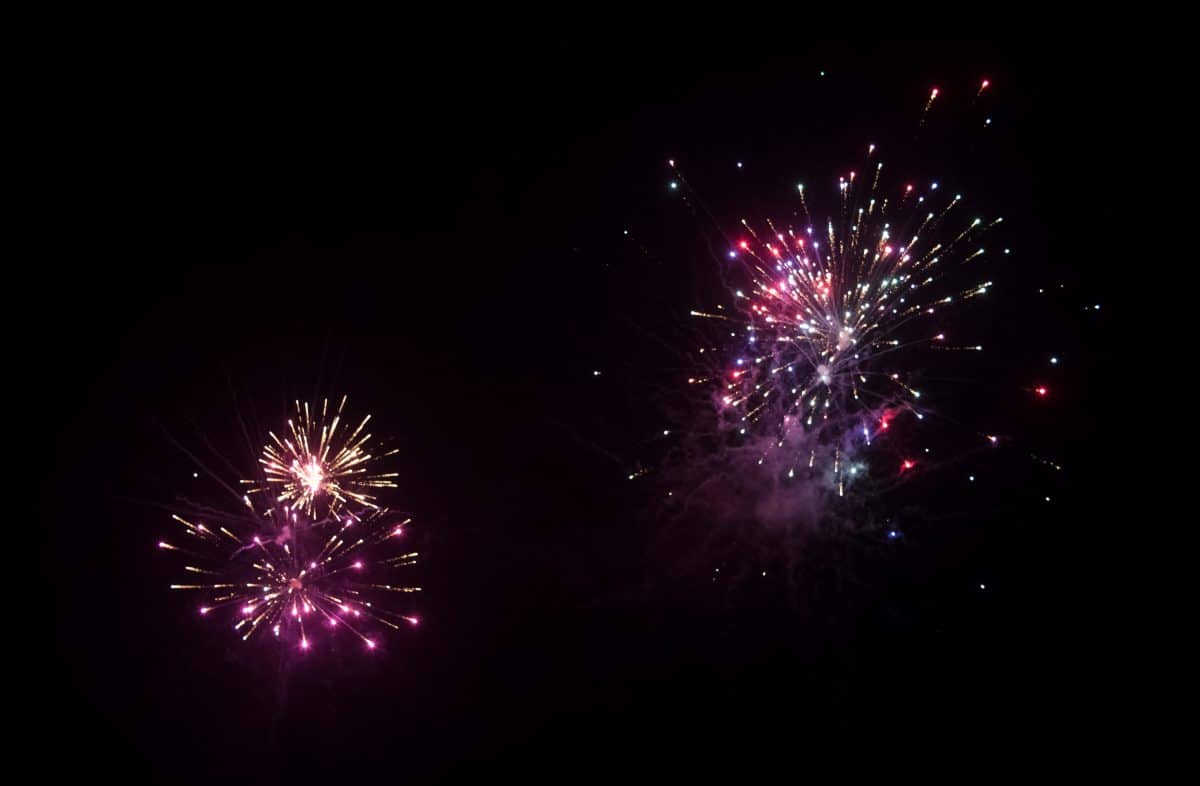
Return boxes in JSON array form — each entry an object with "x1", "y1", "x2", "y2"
[
  {"x1": 920, "y1": 87, "x2": 939, "y2": 125},
  {"x1": 1035, "y1": 386, "x2": 1048, "y2": 397}
]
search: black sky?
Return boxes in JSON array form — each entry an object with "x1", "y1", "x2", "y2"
[{"x1": 50, "y1": 35, "x2": 1143, "y2": 781}]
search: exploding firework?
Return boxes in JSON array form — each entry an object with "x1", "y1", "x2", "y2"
[
  {"x1": 242, "y1": 396, "x2": 398, "y2": 516},
  {"x1": 679, "y1": 138, "x2": 1002, "y2": 500},
  {"x1": 163, "y1": 395, "x2": 418, "y2": 651},
  {"x1": 162, "y1": 503, "x2": 420, "y2": 651}
]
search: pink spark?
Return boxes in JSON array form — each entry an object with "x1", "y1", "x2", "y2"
[
  {"x1": 199, "y1": 606, "x2": 211, "y2": 615},
  {"x1": 1035, "y1": 386, "x2": 1048, "y2": 397},
  {"x1": 906, "y1": 184, "x2": 913, "y2": 192},
  {"x1": 300, "y1": 638, "x2": 309, "y2": 650},
  {"x1": 392, "y1": 527, "x2": 404, "y2": 537},
  {"x1": 901, "y1": 460, "x2": 916, "y2": 472},
  {"x1": 365, "y1": 639, "x2": 376, "y2": 650},
  {"x1": 981, "y1": 79, "x2": 990, "y2": 90},
  {"x1": 406, "y1": 616, "x2": 420, "y2": 626},
  {"x1": 930, "y1": 87, "x2": 939, "y2": 99},
  {"x1": 353, "y1": 560, "x2": 364, "y2": 570}
]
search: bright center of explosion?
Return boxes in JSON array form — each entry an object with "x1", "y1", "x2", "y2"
[
  {"x1": 816, "y1": 364, "x2": 832, "y2": 385},
  {"x1": 296, "y1": 460, "x2": 324, "y2": 495}
]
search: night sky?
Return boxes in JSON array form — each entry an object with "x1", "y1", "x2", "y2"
[{"x1": 54, "y1": 38, "x2": 1141, "y2": 781}]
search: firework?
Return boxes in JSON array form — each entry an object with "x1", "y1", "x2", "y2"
[
  {"x1": 162, "y1": 503, "x2": 420, "y2": 651},
  {"x1": 164, "y1": 396, "x2": 418, "y2": 651},
  {"x1": 680, "y1": 138, "x2": 1002, "y2": 498},
  {"x1": 242, "y1": 396, "x2": 398, "y2": 516}
]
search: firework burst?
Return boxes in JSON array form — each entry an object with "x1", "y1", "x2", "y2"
[
  {"x1": 162, "y1": 502, "x2": 420, "y2": 651},
  {"x1": 679, "y1": 140, "x2": 1002, "y2": 500},
  {"x1": 242, "y1": 396, "x2": 398, "y2": 516}
]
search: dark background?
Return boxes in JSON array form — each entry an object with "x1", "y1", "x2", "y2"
[{"x1": 52, "y1": 33, "x2": 1143, "y2": 781}]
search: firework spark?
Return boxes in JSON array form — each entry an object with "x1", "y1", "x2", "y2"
[{"x1": 242, "y1": 396, "x2": 398, "y2": 516}]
